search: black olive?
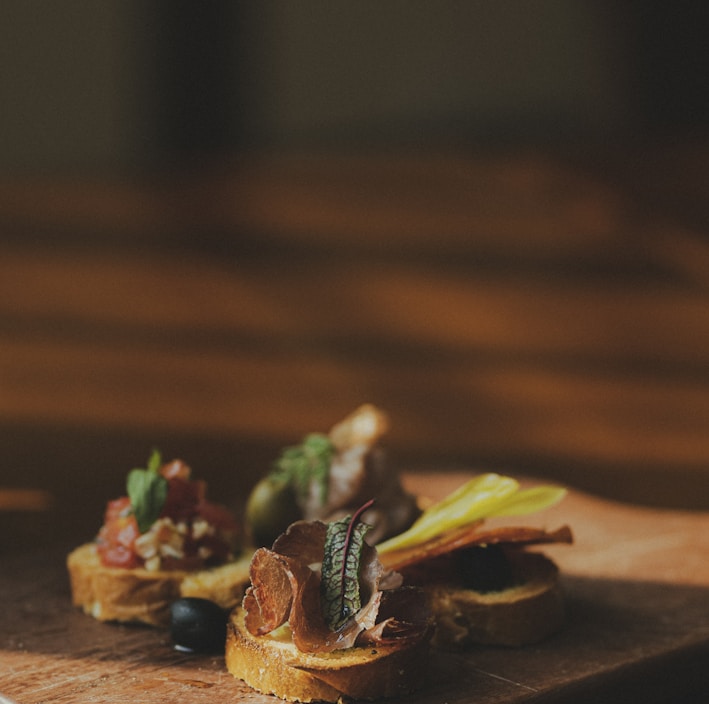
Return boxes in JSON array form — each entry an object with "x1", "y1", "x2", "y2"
[{"x1": 169, "y1": 597, "x2": 229, "y2": 653}]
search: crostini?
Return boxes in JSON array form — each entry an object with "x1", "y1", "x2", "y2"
[
  {"x1": 245, "y1": 404, "x2": 420, "y2": 547},
  {"x1": 377, "y1": 473, "x2": 573, "y2": 648},
  {"x1": 67, "y1": 451, "x2": 251, "y2": 626},
  {"x1": 226, "y1": 502, "x2": 433, "y2": 702}
]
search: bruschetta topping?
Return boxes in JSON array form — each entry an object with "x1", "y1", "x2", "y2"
[
  {"x1": 96, "y1": 451, "x2": 239, "y2": 571},
  {"x1": 242, "y1": 509, "x2": 431, "y2": 653}
]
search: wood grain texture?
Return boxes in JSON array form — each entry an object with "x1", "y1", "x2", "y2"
[
  {"x1": 1, "y1": 476, "x2": 708, "y2": 703},
  {"x1": 2, "y1": 147, "x2": 709, "y2": 518}
]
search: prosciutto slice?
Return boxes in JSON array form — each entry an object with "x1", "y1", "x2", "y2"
[
  {"x1": 242, "y1": 519, "x2": 430, "y2": 653},
  {"x1": 380, "y1": 523, "x2": 573, "y2": 571}
]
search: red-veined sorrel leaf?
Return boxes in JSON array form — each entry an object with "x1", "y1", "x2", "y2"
[{"x1": 320, "y1": 499, "x2": 374, "y2": 631}]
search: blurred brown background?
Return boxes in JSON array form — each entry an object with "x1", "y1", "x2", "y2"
[{"x1": 3, "y1": 1, "x2": 709, "y2": 550}]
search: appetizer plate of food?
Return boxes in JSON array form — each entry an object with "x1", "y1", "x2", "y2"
[
  {"x1": 2, "y1": 406, "x2": 702, "y2": 703},
  {"x1": 67, "y1": 450, "x2": 253, "y2": 626},
  {"x1": 61, "y1": 404, "x2": 580, "y2": 703}
]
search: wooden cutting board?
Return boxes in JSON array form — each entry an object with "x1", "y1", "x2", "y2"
[{"x1": 1, "y1": 472, "x2": 708, "y2": 703}]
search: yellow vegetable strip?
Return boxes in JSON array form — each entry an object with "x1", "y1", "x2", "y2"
[
  {"x1": 487, "y1": 485, "x2": 567, "y2": 517},
  {"x1": 377, "y1": 473, "x2": 565, "y2": 556}
]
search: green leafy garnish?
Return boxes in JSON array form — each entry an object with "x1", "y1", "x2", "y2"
[
  {"x1": 126, "y1": 449, "x2": 168, "y2": 533},
  {"x1": 320, "y1": 500, "x2": 374, "y2": 631},
  {"x1": 377, "y1": 473, "x2": 566, "y2": 555},
  {"x1": 271, "y1": 433, "x2": 334, "y2": 506}
]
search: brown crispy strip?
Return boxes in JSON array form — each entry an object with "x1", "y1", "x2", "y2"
[{"x1": 379, "y1": 524, "x2": 573, "y2": 571}]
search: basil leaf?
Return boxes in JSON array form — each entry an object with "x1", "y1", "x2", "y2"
[
  {"x1": 126, "y1": 451, "x2": 168, "y2": 533},
  {"x1": 145, "y1": 448, "x2": 162, "y2": 475},
  {"x1": 320, "y1": 502, "x2": 372, "y2": 631},
  {"x1": 272, "y1": 433, "x2": 333, "y2": 505}
]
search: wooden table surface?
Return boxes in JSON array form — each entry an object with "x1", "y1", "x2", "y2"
[
  {"x1": 1, "y1": 143, "x2": 709, "y2": 700},
  {"x1": 2, "y1": 472, "x2": 708, "y2": 704}
]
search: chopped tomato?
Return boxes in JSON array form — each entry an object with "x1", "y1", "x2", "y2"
[
  {"x1": 103, "y1": 496, "x2": 131, "y2": 523},
  {"x1": 97, "y1": 513, "x2": 140, "y2": 568},
  {"x1": 198, "y1": 498, "x2": 240, "y2": 533},
  {"x1": 162, "y1": 477, "x2": 205, "y2": 522},
  {"x1": 96, "y1": 458, "x2": 239, "y2": 570},
  {"x1": 160, "y1": 459, "x2": 191, "y2": 481}
]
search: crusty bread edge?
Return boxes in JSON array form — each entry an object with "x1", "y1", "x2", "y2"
[
  {"x1": 225, "y1": 606, "x2": 431, "y2": 702},
  {"x1": 67, "y1": 542, "x2": 251, "y2": 626},
  {"x1": 424, "y1": 551, "x2": 565, "y2": 648}
]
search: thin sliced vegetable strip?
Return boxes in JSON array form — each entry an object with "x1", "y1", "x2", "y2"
[{"x1": 376, "y1": 473, "x2": 570, "y2": 570}]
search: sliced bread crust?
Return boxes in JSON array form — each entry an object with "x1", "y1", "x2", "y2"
[
  {"x1": 423, "y1": 551, "x2": 564, "y2": 648},
  {"x1": 225, "y1": 606, "x2": 431, "y2": 702},
  {"x1": 67, "y1": 542, "x2": 251, "y2": 626}
]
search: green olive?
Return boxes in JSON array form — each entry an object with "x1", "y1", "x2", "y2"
[{"x1": 246, "y1": 476, "x2": 301, "y2": 547}]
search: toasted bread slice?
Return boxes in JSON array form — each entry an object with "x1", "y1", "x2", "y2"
[
  {"x1": 67, "y1": 542, "x2": 252, "y2": 626},
  {"x1": 225, "y1": 606, "x2": 431, "y2": 702},
  {"x1": 423, "y1": 550, "x2": 564, "y2": 648}
]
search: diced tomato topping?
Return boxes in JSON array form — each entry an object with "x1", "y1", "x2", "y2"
[
  {"x1": 103, "y1": 496, "x2": 131, "y2": 524},
  {"x1": 96, "y1": 459, "x2": 239, "y2": 570},
  {"x1": 100, "y1": 543, "x2": 140, "y2": 569},
  {"x1": 198, "y1": 498, "x2": 240, "y2": 533},
  {"x1": 162, "y1": 477, "x2": 205, "y2": 522},
  {"x1": 97, "y1": 513, "x2": 141, "y2": 568},
  {"x1": 160, "y1": 459, "x2": 191, "y2": 481}
]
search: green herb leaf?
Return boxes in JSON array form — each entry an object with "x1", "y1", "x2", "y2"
[
  {"x1": 126, "y1": 450, "x2": 168, "y2": 533},
  {"x1": 320, "y1": 500, "x2": 373, "y2": 631},
  {"x1": 272, "y1": 433, "x2": 333, "y2": 506},
  {"x1": 146, "y1": 448, "x2": 162, "y2": 474}
]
